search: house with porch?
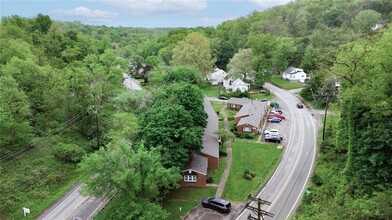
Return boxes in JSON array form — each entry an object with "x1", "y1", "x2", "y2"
[
  {"x1": 282, "y1": 67, "x2": 309, "y2": 83},
  {"x1": 181, "y1": 97, "x2": 219, "y2": 187}
]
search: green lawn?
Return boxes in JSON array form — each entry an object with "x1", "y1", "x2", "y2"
[
  {"x1": 201, "y1": 83, "x2": 219, "y2": 97},
  {"x1": 269, "y1": 75, "x2": 304, "y2": 90},
  {"x1": 210, "y1": 100, "x2": 226, "y2": 113},
  {"x1": 208, "y1": 158, "x2": 227, "y2": 184},
  {"x1": 250, "y1": 93, "x2": 274, "y2": 100},
  {"x1": 225, "y1": 109, "x2": 237, "y2": 120},
  {"x1": 223, "y1": 141, "x2": 282, "y2": 201},
  {"x1": 163, "y1": 186, "x2": 217, "y2": 220}
]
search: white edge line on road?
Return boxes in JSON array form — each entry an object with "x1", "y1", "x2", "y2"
[
  {"x1": 65, "y1": 196, "x2": 89, "y2": 220},
  {"x1": 287, "y1": 114, "x2": 318, "y2": 217},
  {"x1": 87, "y1": 199, "x2": 107, "y2": 220},
  {"x1": 42, "y1": 184, "x2": 82, "y2": 220},
  {"x1": 265, "y1": 111, "x2": 305, "y2": 213},
  {"x1": 236, "y1": 85, "x2": 298, "y2": 220}
]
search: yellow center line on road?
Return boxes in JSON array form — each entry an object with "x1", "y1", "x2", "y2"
[{"x1": 266, "y1": 110, "x2": 305, "y2": 212}]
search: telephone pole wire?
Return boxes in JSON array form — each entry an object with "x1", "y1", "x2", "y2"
[{"x1": 245, "y1": 194, "x2": 274, "y2": 220}]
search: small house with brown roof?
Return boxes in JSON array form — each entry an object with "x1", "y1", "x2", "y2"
[{"x1": 181, "y1": 97, "x2": 220, "y2": 187}]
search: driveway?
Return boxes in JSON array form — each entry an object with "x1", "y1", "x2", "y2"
[{"x1": 184, "y1": 202, "x2": 244, "y2": 220}]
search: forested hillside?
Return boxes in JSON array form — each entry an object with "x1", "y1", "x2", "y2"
[{"x1": 1, "y1": 0, "x2": 391, "y2": 219}]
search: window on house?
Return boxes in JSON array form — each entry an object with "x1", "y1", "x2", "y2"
[
  {"x1": 231, "y1": 104, "x2": 236, "y2": 108},
  {"x1": 184, "y1": 175, "x2": 197, "y2": 182},
  {"x1": 243, "y1": 127, "x2": 251, "y2": 132}
]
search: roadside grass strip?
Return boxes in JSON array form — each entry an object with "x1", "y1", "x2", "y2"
[{"x1": 270, "y1": 75, "x2": 304, "y2": 90}]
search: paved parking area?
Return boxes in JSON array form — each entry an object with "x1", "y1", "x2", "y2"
[
  {"x1": 183, "y1": 202, "x2": 244, "y2": 220},
  {"x1": 262, "y1": 96, "x2": 292, "y2": 147}
]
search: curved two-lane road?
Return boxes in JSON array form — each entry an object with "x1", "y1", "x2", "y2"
[{"x1": 237, "y1": 83, "x2": 318, "y2": 220}]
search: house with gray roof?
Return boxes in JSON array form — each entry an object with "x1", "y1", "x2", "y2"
[
  {"x1": 234, "y1": 101, "x2": 267, "y2": 134},
  {"x1": 181, "y1": 153, "x2": 208, "y2": 187},
  {"x1": 181, "y1": 97, "x2": 220, "y2": 187},
  {"x1": 226, "y1": 97, "x2": 252, "y2": 110},
  {"x1": 282, "y1": 67, "x2": 309, "y2": 83}
]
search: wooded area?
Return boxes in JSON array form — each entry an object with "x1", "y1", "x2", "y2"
[{"x1": 1, "y1": 0, "x2": 391, "y2": 219}]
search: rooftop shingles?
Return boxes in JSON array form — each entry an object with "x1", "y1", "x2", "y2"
[
  {"x1": 183, "y1": 152, "x2": 208, "y2": 175},
  {"x1": 201, "y1": 97, "x2": 219, "y2": 158},
  {"x1": 236, "y1": 101, "x2": 267, "y2": 127},
  {"x1": 227, "y1": 97, "x2": 252, "y2": 106}
]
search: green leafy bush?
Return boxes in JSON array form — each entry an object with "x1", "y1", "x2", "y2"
[
  {"x1": 53, "y1": 143, "x2": 85, "y2": 163},
  {"x1": 231, "y1": 90, "x2": 249, "y2": 98},
  {"x1": 243, "y1": 169, "x2": 256, "y2": 180},
  {"x1": 235, "y1": 132, "x2": 256, "y2": 139}
]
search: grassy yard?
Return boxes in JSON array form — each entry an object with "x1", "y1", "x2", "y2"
[
  {"x1": 210, "y1": 100, "x2": 226, "y2": 113},
  {"x1": 249, "y1": 93, "x2": 274, "y2": 100},
  {"x1": 269, "y1": 75, "x2": 304, "y2": 90},
  {"x1": 163, "y1": 186, "x2": 217, "y2": 220},
  {"x1": 223, "y1": 141, "x2": 282, "y2": 201},
  {"x1": 201, "y1": 83, "x2": 219, "y2": 97},
  {"x1": 208, "y1": 158, "x2": 227, "y2": 184},
  {"x1": 225, "y1": 109, "x2": 237, "y2": 121}
]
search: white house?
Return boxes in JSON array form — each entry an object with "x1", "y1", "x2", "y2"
[
  {"x1": 206, "y1": 68, "x2": 227, "y2": 85},
  {"x1": 282, "y1": 67, "x2": 309, "y2": 83},
  {"x1": 223, "y1": 77, "x2": 250, "y2": 92}
]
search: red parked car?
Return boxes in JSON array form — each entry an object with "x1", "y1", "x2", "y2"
[
  {"x1": 268, "y1": 113, "x2": 285, "y2": 120},
  {"x1": 250, "y1": 91, "x2": 258, "y2": 95}
]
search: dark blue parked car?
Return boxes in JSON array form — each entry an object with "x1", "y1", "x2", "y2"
[{"x1": 267, "y1": 117, "x2": 281, "y2": 123}]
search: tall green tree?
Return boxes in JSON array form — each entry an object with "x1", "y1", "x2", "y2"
[
  {"x1": 165, "y1": 82, "x2": 207, "y2": 128},
  {"x1": 0, "y1": 76, "x2": 33, "y2": 154},
  {"x1": 171, "y1": 32, "x2": 215, "y2": 78},
  {"x1": 227, "y1": 48, "x2": 255, "y2": 81},
  {"x1": 141, "y1": 101, "x2": 202, "y2": 168},
  {"x1": 78, "y1": 142, "x2": 180, "y2": 219}
]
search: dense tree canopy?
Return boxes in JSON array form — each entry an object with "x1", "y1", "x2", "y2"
[{"x1": 171, "y1": 32, "x2": 215, "y2": 78}]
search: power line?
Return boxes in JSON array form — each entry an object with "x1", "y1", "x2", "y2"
[
  {"x1": 246, "y1": 194, "x2": 274, "y2": 220},
  {"x1": 1, "y1": 110, "x2": 90, "y2": 165}
]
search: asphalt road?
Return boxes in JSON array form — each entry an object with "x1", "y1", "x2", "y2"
[
  {"x1": 35, "y1": 183, "x2": 106, "y2": 220},
  {"x1": 236, "y1": 83, "x2": 318, "y2": 220}
]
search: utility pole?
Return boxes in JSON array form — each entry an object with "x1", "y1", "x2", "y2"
[
  {"x1": 322, "y1": 93, "x2": 334, "y2": 141},
  {"x1": 90, "y1": 105, "x2": 101, "y2": 148},
  {"x1": 245, "y1": 194, "x2": 274, "y2": 220}
]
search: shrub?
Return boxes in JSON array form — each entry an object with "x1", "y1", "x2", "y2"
[
  {"x1": 244, "y1": 173, "x2": 253, "y2": 180},
  {"x1": 231, "y1": 90, "x2": 249, "y2": 98},
  {"x1": 53, "y1": 143, "x2": 85, "y2": 163},
  {"x1": 219, "y1": 150, "x2": 227, "y2": 156},
  {"x1": 243, "y1": 169, "x2": 256, "y2": 180},
  {"x1": 264, "y1": 89, "x2": 271, "y2": 96},
  {"x1": 270, "y1": 101, "x2": 279, "y2": 108},
  {"x1": 235, "y1": 132, "x2": 256, "y2": 139},
  {"x1": 206, "y1": 176, "x2": 213, "y2": 183}
]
